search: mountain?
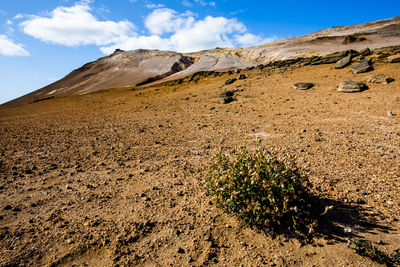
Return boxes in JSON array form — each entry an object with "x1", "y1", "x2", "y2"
[{"x1": 3, "y1": 16, "x2": 400, "y2": 106}]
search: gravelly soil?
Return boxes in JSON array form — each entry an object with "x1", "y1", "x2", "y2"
[{"x1": 0, "y1": 62, "x2": 399, "y2": 266}]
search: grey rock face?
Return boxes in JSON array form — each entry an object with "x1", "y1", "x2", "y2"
[
  {"x1": 352, "y1": 59, "x2": 373, "y2": 73},
  {"x1": 365, "y1": 74, "x2": 394, "y2": 84},
  {"x1": 338, "y1": 81, "x2": 367, "y2": 92},
  {"x1": 292, "y1": 83, "x2": 314, "y2": 90},
  {"x1": 335, "y1": 54, "x2": 352, "y2": 69}
]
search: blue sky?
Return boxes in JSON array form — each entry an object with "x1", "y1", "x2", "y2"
[{"x1": 0, "y1": 0, "x2": 399, "y2": 104}]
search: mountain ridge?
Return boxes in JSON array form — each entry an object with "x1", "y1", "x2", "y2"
[{"x1": 3, "y1": 15, "x2": 400, "y2": 106}]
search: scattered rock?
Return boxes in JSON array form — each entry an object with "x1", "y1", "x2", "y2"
[
  {"x1": 365, "y1": 74, "x2": 394, "y2": 84},
  {"x1": 387, "y1": 54, "x2": 400, "y2": 63},
  {"x1": 224, "y1": 78, "x2": 237, "y2": 85},
  {"x1": 219, "y1": 90, "x2": 235, "y2": 104},
  {"x1": 338, "y1": 81, "x2": 367, "y2": 93},
  {"x1": 177, "y1": 247, "x2": 185, "y2": 253},
  {"x1": 359, "y1": 47, "x2": 371, "y2": 56},
  {"x1": 352, "y1": 59, "x2": 372, "y2": 74},
  {"x1": 12, "y1": 207, "x2": 21, "y2": 212},
  {"x1": 238, "y1": 74, "x2": 247, "y2": 80},
  {"x1": 292, "y1": 83, "x2": 314, "y2": 90},
  {"x1": 334, "y1": 54, "x2": 352, "y2": 69},
  {"x1": 4, "y1": 205, "x2": 12, "y2": 210},
  {"x1": 387, "y1": 111, "x2": 393, "y2": 117}
]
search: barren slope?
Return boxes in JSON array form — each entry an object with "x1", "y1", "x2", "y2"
[
  {"x1": 0, "y1": 58, "x2": 399, "y2": 266},
  {"x1": 3, "y1": 16, "x2": 400, "y2": 106}
]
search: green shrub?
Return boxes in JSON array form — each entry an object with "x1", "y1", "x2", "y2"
[
  {"x1": 205, "y1": 146, "x2": 315, "y2": 236},
  {"x1": 347, "y1": 239, "x2": 400, "y2": 265}
]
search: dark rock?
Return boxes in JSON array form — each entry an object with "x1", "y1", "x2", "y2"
[
  {"x1": 177, "y1": 247, "x2": 185, "y2": 253},
  {"x1": 4, "y1": 205, "x2": 12, "y2": 210},
  {"x1": 219, "y1": 90, "x2": 235, "y2": 104},
  {"x1": 343, "y1": 35, "x2": 366, "y2": 45},
  {"x1": 359, "y1": 48, "x2": 371, "y2": 56},
  {"x1": 12, "y1": 207, "x2": 21, "y2": 212},
  {"x1": 338, "y1": 81, "x2": 367, "y2": 93},
  {"x1": 311, "y1": 51, "x2": 348, "y2": 65},
  {"x1": 334, "y1": 54, "x2": 352, "y2": 69},
  {"x1": 365, "y1": 74, "x2": 394, "y2": 84},
  {"x1": 352, "y1": 59, "x2": 372, "y2": 74},
  {"x1": 292, "y1": 83, "x2": 314, "y2": 90},
  {"x1": 224, "y1": 78, "x2": 237, "y2": 85},
  {"x1": 238, "y1": 74, "x2": 247, "y2": 80},
  {"x1": 388, "y1": 54, "x2": 400, "y2": 63}
]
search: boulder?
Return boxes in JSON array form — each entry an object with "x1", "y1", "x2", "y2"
[
  {"x1": 359, "y1": 48, "x2": 371, "y2": 56},
  {"x1": 292, "y1": 83, "x2": 314, "y2": 90},
  {"x1": 338, "y1": 81, "x2": 367, "y2": 93},
  {"x1": 334, "y1": 54, "x2": 352, "y2": 69},
  {"x1": 365, "y1": 74, "x2": 394, "y2": 84},
  {"x1": 224, "y1": 78, "x2": 237, "y2": 85},
  {"x1": 352, "y1": 59, "x2": 372, "y2": 74}
]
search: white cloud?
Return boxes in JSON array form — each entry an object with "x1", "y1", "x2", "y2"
[
  {"x1": 146, "y1": 3, "x2": 165, "y2": 9},
  {"x1": 18, "y1": 2, "x2": 270, "y2": 54},
  {"x1": 181, "y1": 0, "x2": 193, "y2": 7},
  {"x1": 13, "y1": 14, "x2": 24, "y2": 19},
  {"x1": 169, "y1": 16, "x2": 246, "y2": 52},
  {"x1": 102, "y1": 8, "x2": 271, "y2": 53},
  {"x1": 235, "y1": 33, "x2": 277, "y2": 47},
  {"x1": 145, "y1": 8, "x2": 194, "y2": 35},
  {"x1": 0, "y1": 35, "x2": 29, "y2": 56},
  {"x1": 20, "y1": 1, "x2": 134, "y2": 46},
  {"x1": 100, "y1": 34, "x2": 171, "y2": 54},
  {"x1": 6, "y1": 20, "x2": 13, "y2": 25}
]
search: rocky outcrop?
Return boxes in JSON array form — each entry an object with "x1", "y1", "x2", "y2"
[
  {"x1": 338, "y1": 81, "x2": 367, "y2": 93},
  {"x1": 352, "y1": 59, "x2": 373, "y2": 74},
  {"x1": 334, "y1": 54, "x2": 352, "y2": 69}
]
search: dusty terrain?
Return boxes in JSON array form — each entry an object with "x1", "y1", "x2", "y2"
[{"x1": 1, "y1": 58, "x2": 400, "y2": 266}]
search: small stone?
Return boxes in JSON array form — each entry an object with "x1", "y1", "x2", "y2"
[
  {"x1": 387, "y1": 111, "x2": 393, "y2": 116},
  {"x1": 352, "y1": 59, "x2": 372, "y2": 74},
  {"x1": 177, "y1": 247, "x2": 185, "y2": 253},
  {"x1": 359, "y1": 47, "x2": 371, "y2": 56},
  {"x1": 224, "y1": 78, "x2": 237, "y2": 85},
  {"x1": 186, "y1": 256, "x2": 194, "y2": 263},
  {"x1": 334, "y1": 54, "x2": 352, "y2": 69},
  {"x1": 365, "y1": 74, "x2": 394, "y2": 84},
  {"x1": 292, "y1": 83, "x2": 314, "y2": 90},
  {"x1": 12, "y1": 207, "x2": 21, "y2": 212},
  {"x1": 4, "y1": 205, "x2": 12, "y2": 210},
  {"x1": 219, "y1": 90, "x2": 235, "y2": 104},
  {"x1": 338, "y1": 81, "x2": 367, "y2": 93},
  {"x1": 66, "y1": 185, "x2": 72, "y2": 190},
  {"x1": 66, "y1": 239, "x2": 74, "y2": 244},
  {"x1": 238, "y1": 74, "x2": 247, "y2": 80},
  {"x1": 387, "y1": 54, "x2": 400, "y2": 63}
]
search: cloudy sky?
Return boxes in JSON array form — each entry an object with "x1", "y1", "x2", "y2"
[{"x1": 1, "y1": 0, "x2": 399, "y2": 104}]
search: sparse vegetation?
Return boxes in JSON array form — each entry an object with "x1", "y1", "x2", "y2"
[
  {"x1": 205, "y1": 146, "x2": 316, "y2": 237},
  {"x1": 347, "y1": 239, "x2": 400, "y2": 266}
]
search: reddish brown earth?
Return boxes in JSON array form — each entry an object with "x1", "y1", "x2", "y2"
[{"x1": 0, "y1": 58, "x2": 399, "y2": 266}]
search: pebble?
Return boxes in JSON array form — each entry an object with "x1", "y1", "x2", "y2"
[{"x1": 387, "y1": 111, "x2": 393, "y2": 116}]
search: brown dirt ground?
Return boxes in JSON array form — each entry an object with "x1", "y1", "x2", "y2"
[{"x1": 0, "y1": 62, "x2": 399, "y2": 266}]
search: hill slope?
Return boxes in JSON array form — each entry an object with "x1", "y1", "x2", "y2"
[{"x1": 3, "y1": 16, "x2": 400, "y2": 106}]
